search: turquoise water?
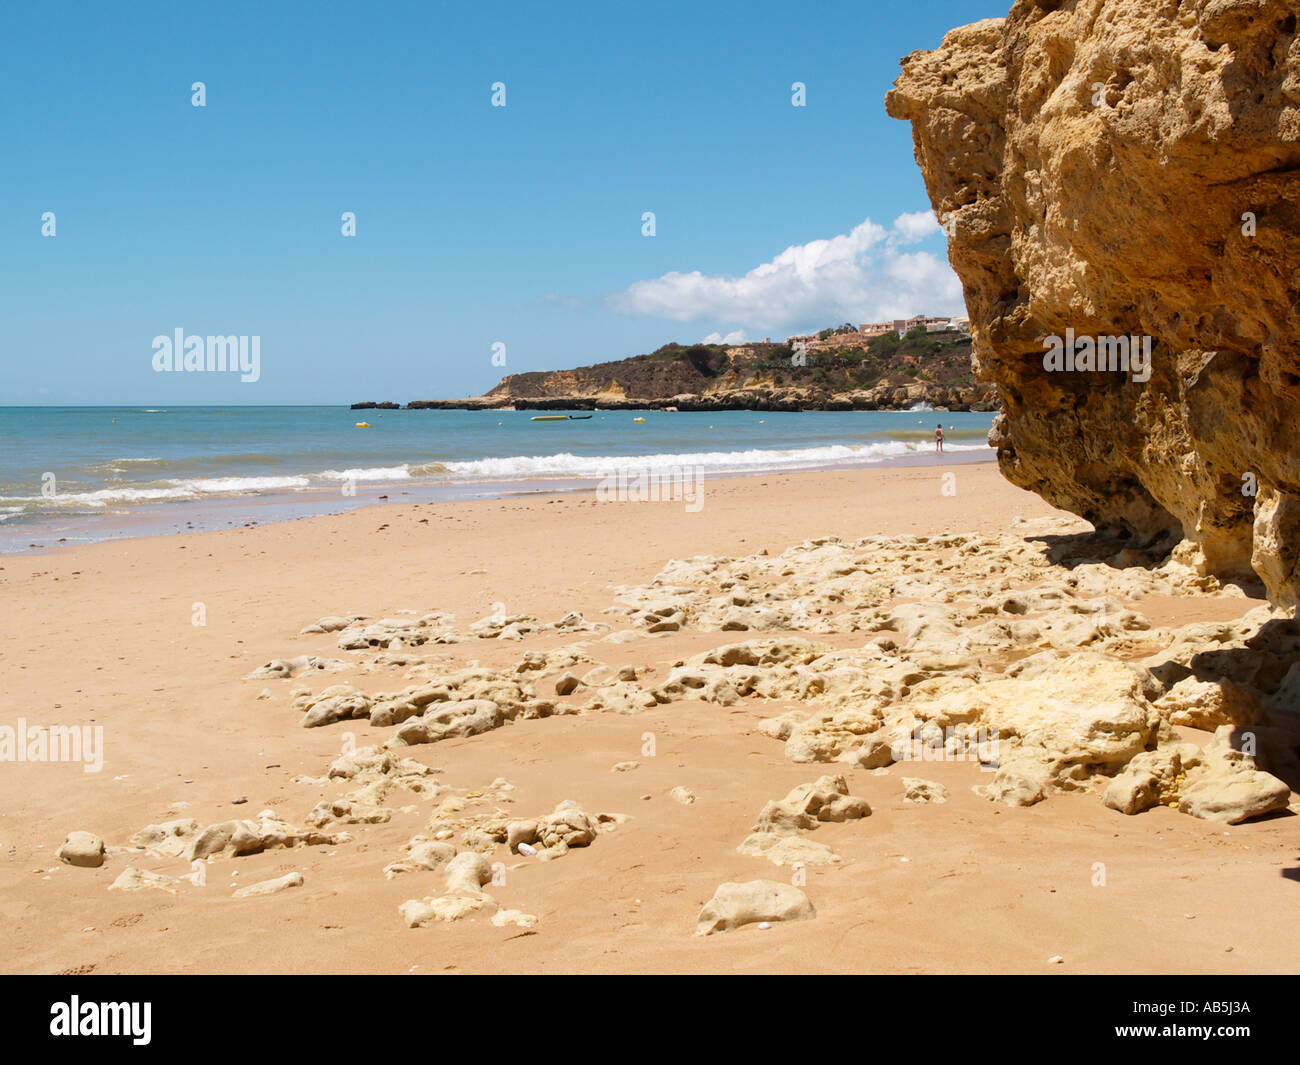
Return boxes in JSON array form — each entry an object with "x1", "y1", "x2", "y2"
[{"x1": 0, "y1": 406, "x2": 994, "y2": 547}]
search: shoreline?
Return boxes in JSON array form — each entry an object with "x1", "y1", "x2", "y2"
[{"x1": 1, "y1": 446, "x2": 996, "y2": 556}]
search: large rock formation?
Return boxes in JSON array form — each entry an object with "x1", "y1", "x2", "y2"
[
  {"x1": 887, "y1": 0, "x2": 1300, "y2": 609},
  {"x1": 368, "y1": 336, "x2": 998, "y2": 411}
]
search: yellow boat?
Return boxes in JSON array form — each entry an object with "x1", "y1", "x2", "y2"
[
  {"x1": 531, "y1": 415, "x2": 568, "y2": 421},
  {"x1": 355, "y1": 422, "x2": 371, "y2": 428},
  {"x1": 633, "y1": 417, "x2": 646, "y2": 423}
]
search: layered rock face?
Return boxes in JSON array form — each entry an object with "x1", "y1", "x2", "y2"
[
  {"x1": 394, "y1": 338, "x2": 997, "y2": 412},
  {"x1": 887, "y1": 0, "x2": 1300, "y2": 609}
]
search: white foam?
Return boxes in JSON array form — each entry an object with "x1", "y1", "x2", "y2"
[
  {"x1": 439, "y1": 441, "x2": 987, "y2": 480},
  {"x1": 179, "y1": 476, "x2": 311, "y2": 493},
  {"x1": 0, "y1": 476, "x2": 312, "y2": 508},
  {"x1": 0, "y1": 487, "x2": 196, "y2": 507},
  {"x1": 319, "y1": 466, "x2": 413, "y2": 482}
]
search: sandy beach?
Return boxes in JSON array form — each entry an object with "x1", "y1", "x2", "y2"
[{"x1": 2, "y1": 461, "x2": 1294, "y2": 975}]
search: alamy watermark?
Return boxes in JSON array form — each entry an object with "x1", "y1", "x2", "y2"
[
  {"x1": 596, "y1": 465, "x2": 704, "y2": 512},
  {"x1": 50, "y1": 997, "x2": 150, "y2": 1045},
  {"x1": 152, "y1": 328, "x2": 261, "y2": 383},
  {"x1": 893, "y1": 725, "x2": 999, "y2": 768},
  {"x1": 0, "y1": 718, "x2": 103, "y2": 773},
  {"x1": 1042, "y1": 329, "x2": 1152, "y2": 384}
]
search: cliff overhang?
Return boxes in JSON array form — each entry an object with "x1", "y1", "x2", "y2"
[{"x1": 887, "y1": 0, "x2": 1300, "y2": 609}]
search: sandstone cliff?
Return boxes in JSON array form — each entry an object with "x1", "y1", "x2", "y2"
[
  {"x1": 384, "y1": 336, "x2": 997, "y2": 412},
  {"x1": 887, "y1": 0, "x2": 1300, "y2": 609}
]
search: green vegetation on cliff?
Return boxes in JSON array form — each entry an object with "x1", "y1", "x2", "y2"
[
  {"x1": 487, "y1": 330, "x2": 976, "y2": 399},
  {"x1": 369, "y1": 326, "x2": 994, "y2": 411}
]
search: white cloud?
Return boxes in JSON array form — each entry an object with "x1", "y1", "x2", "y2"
[
  {"x1": 608, "y1": 213, "x2": 962, "y2": 334},
  {"x1": 701, "y1": 329, "x2": 747, "y2": 345},
  {"x1": 890, "y1": 210, "x2": 943, "y2": 243}
]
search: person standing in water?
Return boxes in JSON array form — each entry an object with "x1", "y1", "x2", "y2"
[{"x1": 935, "y1": 423, "x2": 945, "y2": 454}]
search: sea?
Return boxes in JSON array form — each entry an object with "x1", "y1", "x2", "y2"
[{"x1": 0, "y1": 406, "x2": 996, "y2": 552}]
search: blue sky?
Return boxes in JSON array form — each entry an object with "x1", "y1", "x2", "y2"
[{"x1": 1, "y1": 0, "x2": 1007, "y2": 405}]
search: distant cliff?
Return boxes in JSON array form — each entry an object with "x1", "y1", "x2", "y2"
[{"x1": 356, "y1": 333, "x2": 998, "y2": 412}]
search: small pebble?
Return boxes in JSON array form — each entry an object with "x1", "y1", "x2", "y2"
[
  {"x1": 758, "y1": 922, "x2": 772, "y2": 931},
  {"x1": 517, "y1": 843, "x2": 537, "y2": 857},
  {"x1": 1048, "y1": 955, "x2": 1064, "y2": 964},
  {"x1": 231, "y1": 797, "x2": 247, "y2": 805}
]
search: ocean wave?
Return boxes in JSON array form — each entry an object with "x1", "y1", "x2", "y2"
[
  {"x1": 90, "y1": 453, "x2": 285, "y2": 474},
  {"x1": 0, "y1": 475, "x2": 312, "y2": 508},
  {"x1": 319, "y1": 466, "x2": 414, "y2": 482},
  {"x1": 180, "y1": 476, "x2": 312, "y2": 494},
  {"x1": 0, "y1": 487, "x2": 199, "y2": 508},
  {"x1": 439, "y1": 441, "x2": 988, "y2": 479}
]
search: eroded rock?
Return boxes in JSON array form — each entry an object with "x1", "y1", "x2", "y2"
[
  {"x1": 233, "y1": 871, "x2": 304, "y2": 898},
  {"x1": 886, "y1": 4, "x2": 1300, "y2": 608},
  {"x1": 696, "y1": 880, "x2": 815, "y2": 935},
  {"x1": 57, "y1": 831, "x2": 105, "y2": 868}
]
